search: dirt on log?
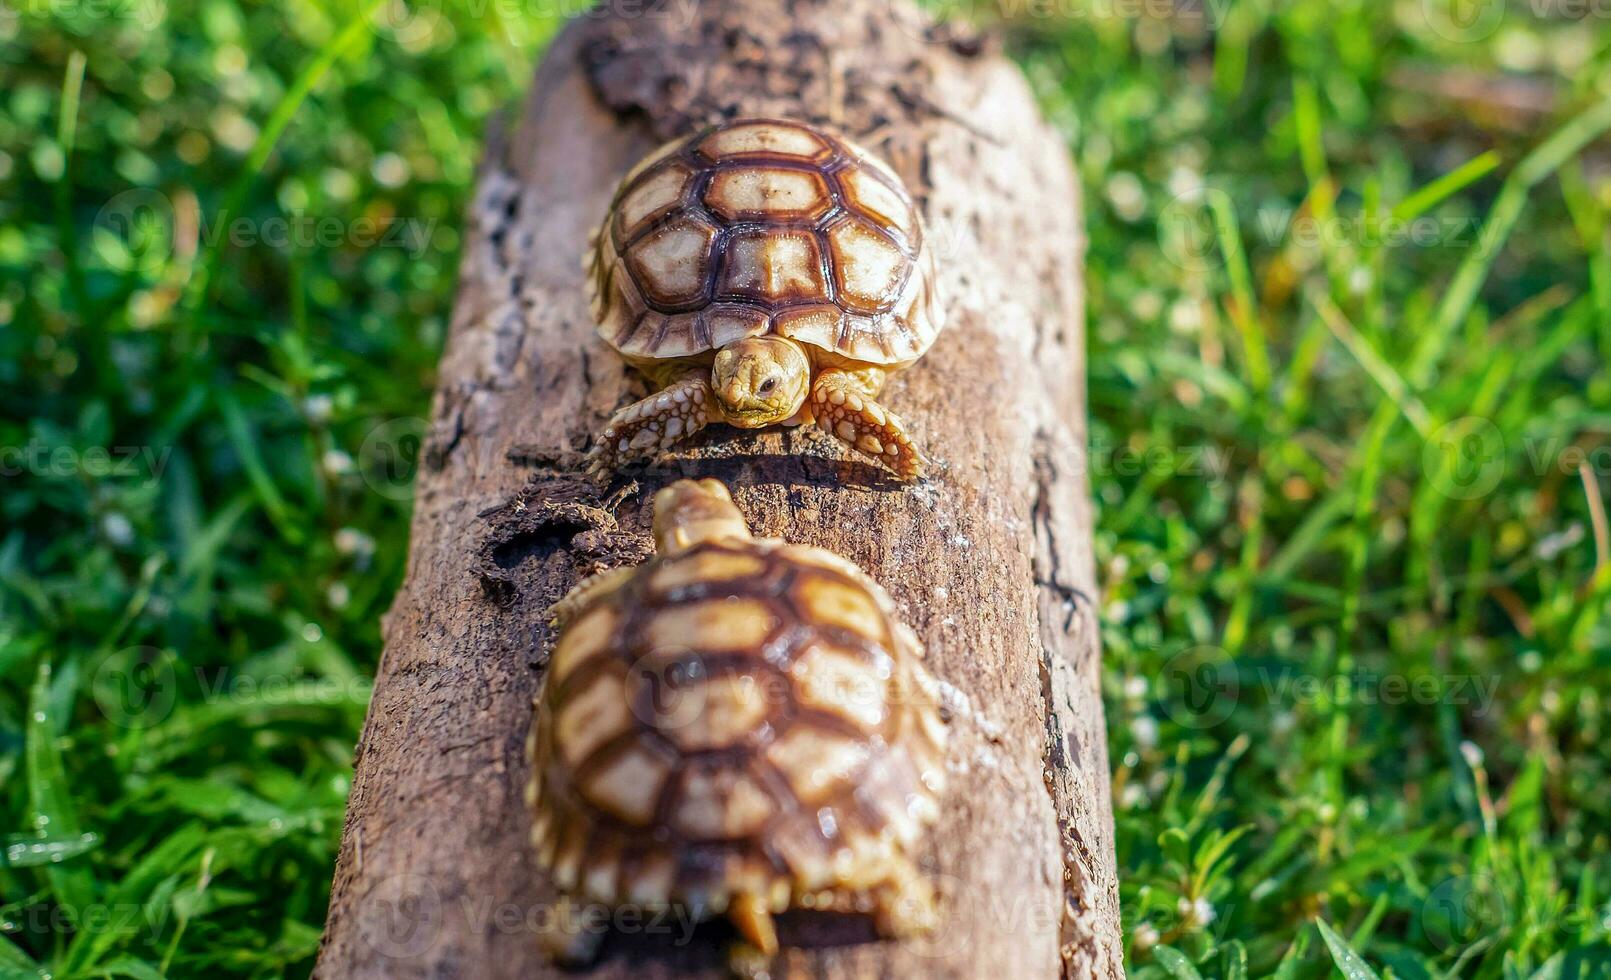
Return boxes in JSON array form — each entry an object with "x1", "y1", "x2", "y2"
[{"x1": 315, "y1": 1, "x2": 1123, "y2": 977}]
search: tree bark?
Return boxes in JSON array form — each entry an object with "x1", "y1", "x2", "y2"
[{"x1": 315, "y1": 0, "x2": 1123, "y2": 977}]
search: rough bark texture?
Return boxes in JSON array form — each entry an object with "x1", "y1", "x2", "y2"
[{"x1": 315, "y1": 1, "x2": 1122, "y2": 977}]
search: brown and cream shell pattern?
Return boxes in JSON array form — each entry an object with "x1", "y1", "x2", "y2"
[
  {"x1": 586, "y1": 118, "x2": 943, "y2": 369},
  {"x1": 527, "y1": 483, "x2": 948, "y2": 950}
]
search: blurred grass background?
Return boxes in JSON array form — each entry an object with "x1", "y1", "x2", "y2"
[{"x1": 2, "y1": 0, "x2": 1609, "y2": 977}]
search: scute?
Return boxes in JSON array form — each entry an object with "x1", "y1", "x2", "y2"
[
  {"x1": 556, "y1": 669, "x2": 632, "y2": 768},
  {"x1": 624, "y1": 215, "x2": 718, "y2": 309},
  {"x1": 769, "y1": 811, "x2": 836, "y2": 889},
  {"x1": 719, "y1": 230, "x2": 827, "y2": 305},
  {"x1": 696, "y1": 121, "x2": 830, "y2": 162},
  {"x1": 839, "y1": 163, "x2": 918, "y2": 244},
  {"x1": 827, "y1": 215, "x2": 909, "y2": 315},
  {"x1": 704, "y1": 167, "x2": 832, "y2": 223},
  {"x1": 579, "y1": 741, "x2": 675, "y2": 826},
  {"x1": 645, "y1": 669, "x2": 772, "y2": 751},
  {"x1": 790, "y1": 571, "x2": 894, "y2": 646},
  {"x1": 648, "y1": 547, "x2": 769, "y2": 594},
  {"x1": 765, "y1": 724, "x2": 871, "y2": 806},
  {"x1": 593, "y1": 259, "x2": 642, "y2": 348},
  {"x1": 791, "y1": 642, "x2": 891, "y2": 730},
  {"x1": 671, "y1": 763, "x2": 776, "y2": 840},
  {"x1": 531, "y1": 532, "x2": 947, "y2": 916},
  {"x1": 548, "y1": 602, "x2": 616, "y2": 685},
  {"x1": 614, "y1": 162, "x2": 694, "y2": 242},
  {"x1": 705, "y1": 304, "x2": 770, "y2": 348},
  {"x1": 771, "y1": 304, "x2": 843, "y2": 353},
  {"x1": 641, "y1": 597, "x2": 777, "y2": 653},
  {"x1": 645, "y1": 312, "x2": 708, "y2": 358},
  {"x1": 591, "y1": 118, "x2": 943, "y2": 365}
]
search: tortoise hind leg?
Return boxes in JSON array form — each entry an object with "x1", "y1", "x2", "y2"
[
  {"x1": 586, "y1": 372, "x2": 719, "y2": 478},
  {"x1": 727, "y1": 891, "x2": 779, "y2": 955},
  {"x1": 726, "y1": 891, "x2": 779, "y2": 979},
  {"x1": 538, "y1": 894, "x2": 607, "y2": 966},
  {"x1": 809, "y1": 368, "x2": 925, "y2": 481},
  {"x1": 872, "y1": 861, "x2": 941, "y2": 939}
]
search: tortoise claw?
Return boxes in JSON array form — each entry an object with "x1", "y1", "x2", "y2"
[
  {"x1": 810, "y1": 376, "x2": 924, "y2": 481},
  {"x1": 585, "y1": 374, "x2": 716, "y2": 476}
]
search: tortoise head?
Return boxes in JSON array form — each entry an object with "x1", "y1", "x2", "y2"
[
  {"x1": 652, "y1": 479, "x2": 753, "y2": 554},
  {"x1": 711, "y1": 338, "x2": 810, "y2": 428}
]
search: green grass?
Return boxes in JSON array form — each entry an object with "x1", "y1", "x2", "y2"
[{"x1": 2, "y1": 1, "x2": 1609, "y2": 978}]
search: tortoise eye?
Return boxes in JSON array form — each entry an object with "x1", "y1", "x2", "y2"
[{"x1": 759, "y1": 378, "x2": 778, "y2": 394}]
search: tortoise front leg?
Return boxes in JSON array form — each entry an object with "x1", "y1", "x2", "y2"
[
  {"x1": 586, "y1": 372, "x2": 719, "y2": 478},
  {"x1": 809, "y1": 367, "x2": 925, "y2": 480},
  {"x1": 546, "y1": 566, "x2": 634, "y2": 627}
]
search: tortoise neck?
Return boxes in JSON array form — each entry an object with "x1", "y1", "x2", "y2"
[{"x1": 652, "y1": 480, "x2": 753, "y2": 555}]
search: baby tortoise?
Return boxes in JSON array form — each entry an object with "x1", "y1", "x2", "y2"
[
  {"x1": 528, "y1": 479, "x2": 948, "y2": 972},
  {"x1": 585, "y1": 118, "x2": 944, "y2": 480}
]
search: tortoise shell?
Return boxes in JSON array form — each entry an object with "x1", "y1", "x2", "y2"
[
  {"x1": 527, "y1": 535, "x2": 947, "y2": 914},
  {"x1": 587, "y1": 118, "x2": 943, "y2": 369}
]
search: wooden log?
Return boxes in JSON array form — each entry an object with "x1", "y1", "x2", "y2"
[{"x1": 315, "y1": 0, "x2": 1123, "y2": 976}]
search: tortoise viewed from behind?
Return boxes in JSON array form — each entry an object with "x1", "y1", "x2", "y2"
[
  {"x1": 527, "y1": 479, "x2": 949, "y2": 972},
  {"x1": 584, "y1": 119, "x2": 945, "y2": 480}
]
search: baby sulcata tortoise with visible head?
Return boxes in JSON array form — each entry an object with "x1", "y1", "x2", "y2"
[
  {"x1": 528, "y1": 479, "x2": 948, "y2": 970},
  {"x1": 585, "y1": 118, "x2": 944, "y2": 480}
]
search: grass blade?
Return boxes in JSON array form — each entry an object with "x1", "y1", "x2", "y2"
[
  {"x1": 1313, "y1": 292, "x2": 1432, "y2": 437},
  {"x1": 54, "y1": 50, "x2": 89, "y2": 322},
  {"x1": 0, "y1": 934, "x2": 41, "y2": 973},
  {"x1": 61, "y1": 824, "x2": 209, "y2": 976},
  {"x1": 215, "y1": 389, "x2": 303, "y2": 545},
  {"x1": 1415, "y1": 97, "x2": 1611, "y2": 385},
  {"x1": 181, "y1": 0, "x2": 389, "y2": 339},
  {"x1": 1154, "y1": 944, "x2": 1207, "y2": 980},
  {"x1": 1392, "y1": 150, "x2": 1501, "y2": 223},
  {"x1": 26, "y1": 659, "x2": 95, "y2": 921},
  {"x1": 1, "y1": 831, "x2": 100, "y2": 869},
  {"x1": 1274, "y1": 927, "x2": 1311, "y2": 980},
  {"x1": 1210, "y1": 190, "x2": 1270, "y2": 393},
  {"x1": 1317, "y1": 917, "x2": 1383, "y2": 980}
]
